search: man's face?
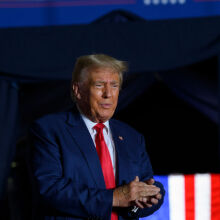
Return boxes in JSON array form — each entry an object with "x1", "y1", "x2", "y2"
[{"x1": 74, "y1": 67, "x2": 120, "y2": 122}]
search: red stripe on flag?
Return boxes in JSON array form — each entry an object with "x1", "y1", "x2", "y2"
[
  {"x1": 185, "y1": 175, "x2": 195, "y2": 220},
  {"x1": 211, "y1": 174, "x2": 220, "y2": 220}
]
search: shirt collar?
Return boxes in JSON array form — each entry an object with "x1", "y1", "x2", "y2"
[{"x1": 80, "y1": 114, "x2": 109, "y2": 134}]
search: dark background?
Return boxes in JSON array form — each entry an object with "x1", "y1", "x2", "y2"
[
  {"x1": 115, "y1": 81, "x2": 218, "y2": 174},
  {"x1": 0, "y1": 12, "x2": 219, "y2": 220}
]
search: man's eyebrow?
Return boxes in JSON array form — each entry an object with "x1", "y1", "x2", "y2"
[
  {"x1": 94, "y1": 80, "x2": 105, "y2": 83},
  {"x1": 93, "y1": 80, "x2": 119, "y2": 84},
  {"x1": 110, "y1": 81, "x2": 119, "y2": 84}
]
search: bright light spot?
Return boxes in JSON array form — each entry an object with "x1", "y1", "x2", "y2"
[
  {"x1": 170, "y1": 0, "x2": 177, "y2": 4},
  {"x1": 144, "y1": 0, "x2": 151, "y2": 5},
  {"x1": 161, "y1": 0, "x2": 168, "y2": 4},
  {"x1": 152, "y1": 0, "x2": 160, "y2": 4},
  {"x1": 178, "y1": 0, "x2": 186, "y2": 4}
]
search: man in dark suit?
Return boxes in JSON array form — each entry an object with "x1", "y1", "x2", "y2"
[{"x1": 29, "y1": 54, "x2": 165, "y2": 220}]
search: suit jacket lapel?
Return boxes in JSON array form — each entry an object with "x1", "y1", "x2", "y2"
[
  {"x1": 110, "y1": 120, "x2": 129, "y2": 186},
  {"x1": 65, "y1": 110, "x2": 106, "y2": 188}
]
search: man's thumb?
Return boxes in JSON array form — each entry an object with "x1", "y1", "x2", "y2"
[
  {"x1": 146, "y1": 178, "x2": 155, "y2": 185},
  {"x1": 135, "y1": 176, "x2": 139, "y2": 182}
]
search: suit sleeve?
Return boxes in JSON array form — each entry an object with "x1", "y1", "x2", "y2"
[{"x1": 28, "y1": 121, "x2": 113, "y2": 220}]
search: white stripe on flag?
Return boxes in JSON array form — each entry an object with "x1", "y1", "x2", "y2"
[
  {"x1": 195, "y1": 174, "x2": 211, "y2": 220},
  {"x1": 168, "y1": 175, "x2": 185, "y2": 220}
]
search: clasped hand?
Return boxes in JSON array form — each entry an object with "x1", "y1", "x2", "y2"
[{"x1": 113, "y1": 176, "x2": 161, "y2": 208}]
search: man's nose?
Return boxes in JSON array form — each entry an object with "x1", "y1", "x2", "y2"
[{"x1": 103, "y1": 85, "x2": 112, "y2": 98}]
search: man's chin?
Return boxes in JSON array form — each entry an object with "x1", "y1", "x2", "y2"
[{"x1": 97, "y1": 112, "x2": 114, "y2": 122}]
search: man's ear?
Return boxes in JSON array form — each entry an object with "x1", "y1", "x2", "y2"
[{"x1": 72, "y1": 83, "x2": 81, "y2": 100}]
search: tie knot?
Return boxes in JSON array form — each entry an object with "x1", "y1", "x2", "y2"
[{"x1": 93, "y1": 123, "x2": 105, "y2": 132}]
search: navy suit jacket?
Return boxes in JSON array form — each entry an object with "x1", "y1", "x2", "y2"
[{"x1": 28, "y1": 109, "x2": 165, "y2": 220}]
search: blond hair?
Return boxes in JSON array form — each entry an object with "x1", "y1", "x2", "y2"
[{"x1": 71, "y1": 54, "x2": 128, "y2": 101}]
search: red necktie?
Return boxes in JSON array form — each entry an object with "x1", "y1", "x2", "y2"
[{"x1": 94, "y1": 123, "x2": 118, "y2": 220}]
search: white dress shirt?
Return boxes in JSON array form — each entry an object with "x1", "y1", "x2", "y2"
[{"x1": 81, "y1": 114, "x2": 116, "y2": 176}]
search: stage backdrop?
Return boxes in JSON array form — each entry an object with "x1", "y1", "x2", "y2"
[{"x1": 0, "y1": 0, "x2": 219, "y2": 27}]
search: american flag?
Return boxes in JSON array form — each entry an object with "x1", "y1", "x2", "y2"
[{"x1": 141, "y1": 174, "x2": 220, "y2": 220}]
